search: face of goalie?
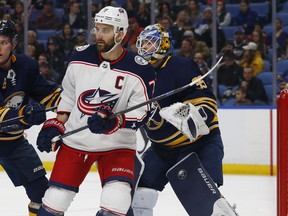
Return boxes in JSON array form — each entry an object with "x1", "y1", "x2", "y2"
[
  {"x1": 141, "y1": 38, "x2": 159, "y2": 57},
  {"x1": 95, "y1": 23, "x2": 125, "y2": 54}
]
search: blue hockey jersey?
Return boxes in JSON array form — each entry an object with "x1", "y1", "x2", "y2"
[
  {"x1": 144, "y1": 55, "x2": 220, "y2": 150},
  {"x1": 0, "y1": 54, "x2": 62, "y2": 149}
]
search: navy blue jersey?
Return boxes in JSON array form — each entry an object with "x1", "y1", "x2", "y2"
[
  {"x1": 0, "y1": 54, "x2": 62, "y2": 145},
  {"x1": 144, "y1": 55, "x2": 220, "y2": 150}
]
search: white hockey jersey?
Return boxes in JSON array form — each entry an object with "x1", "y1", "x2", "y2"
[{"x1": 57, "y1": 45, "x2": 155, "y2": 152}]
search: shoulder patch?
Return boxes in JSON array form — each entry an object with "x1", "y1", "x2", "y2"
[
  {"x1": 134, "y1": 55, "x2": 149, "y2": 65},
  {"x1": 76, "y1": 44, "x2": 90, "y2": 51}
]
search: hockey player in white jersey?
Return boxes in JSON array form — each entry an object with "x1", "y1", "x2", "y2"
[{"x1": 36, "y1": 6, "x2": 155, "y2": 216}]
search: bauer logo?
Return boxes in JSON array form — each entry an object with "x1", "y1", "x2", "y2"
[
  {"x1": 134, "y1": 55, "x2": 148, "y2": 65},
  {"x1": 198, "y1": 168, "x2": 217, "y2": 194},
  {"x1": 33, "y1": 165, "x2": 44, "y2": 173},
  {"x1": 177, "y1": 169, "x2": 187, "y2": 180}
]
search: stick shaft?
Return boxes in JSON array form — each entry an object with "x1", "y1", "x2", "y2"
[
  {"x1": 0, "y1": 105, "x2": 58, "y2": 125},
  {"x1": 54, "y1": 56, "x2": 223, "y2": 141}
]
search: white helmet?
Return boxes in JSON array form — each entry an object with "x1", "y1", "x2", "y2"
[{"x1": 94, "y1": 6, "x2": 129, "y2": 36}]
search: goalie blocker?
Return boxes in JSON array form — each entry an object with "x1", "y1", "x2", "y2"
[{"x1": 166, "y1": 153, "x2": 238, "y2": 216}]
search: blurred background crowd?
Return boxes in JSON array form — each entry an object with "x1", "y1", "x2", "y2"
[{"x1": 1, "y1": 0, "x2": 287, "y2": 106}]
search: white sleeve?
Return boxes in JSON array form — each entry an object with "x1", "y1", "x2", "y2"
[{"x1": 57, "y1": 66, "x2": 75, "y2": 113}]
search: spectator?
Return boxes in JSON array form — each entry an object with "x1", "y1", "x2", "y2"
[
  {"x1": 233, "y1": 0, "x2": 258, "y2": 35},
  {"x1": 11, "y1": 0, "x2": 24, "y2": 23},
  {"x1": 61, "y1": 0, "x2": 86, "y2": 29},
  {"x1": 155, "y1": 2, "x2": 176, "y2": 23},
  {"x1": 98, "y1": 0, "x2": 118, "y2": 10},
  {"x1": 278, "y1": 67, "x2": 288, "y2": 91},
  {"x1": 267, "y1": 18, "x2": 288, "y2": 60},
  {"x1": 135, "y1": 2, "x2": 150, "y2": 28},
  {"x1": 216, "y1": 0, "x2": 232, "y2": 27},
  {"x1": 241, "y1": 42, "x2": 264, "y2": 76},
  {"x1": 122, "y1": 17, "x2": 144, "y2": 53},
  {"x1": 39, "y1": 62, "x2": 58, "y2": 83},
  {"x1": 91, "y1": 2, "x2": 99, "y2": 18},
  {"x1": 36, "y1": 0, "x2": 61, "y2": 30},
  {"x1": 37, "y1": 52, "x2": 50, "y2": 65},
  {"x1": 27, "y1": 44, "x2": 37, "y2": 60},
  {"x1": 14, "y1": 22, "x2": 24, "y2": 54},
  {"x1": 74, "y1": 28, "x2": 88, "y2": 48},
  {"x1": 194, "y1": 51, "x2": 213, "y2": 90},
  {"x1": 194, "y1": 6, "x2": 226, "y2": 52},
  {"x1": 56, "y1": 23, "x2": 77, "y2": 62},
  {"x1": 185, "y1": 0, "x2": 202, "y2": 29},
  {"x1": 28, "y1": 30, "x2": 45, "y2": 60},
  {"x1": 249, "y1": 29, "x2": 267, "y2": 59},
  {"x1": 233, "y1": 27, "x2": 247, "y2": 63},
  {"x1": 234, "y1": 87, "x2": 252, "y2": 106},
  {"x1": 217, "y1": 50, "x2": 243, "y2": 87},
  {"x1": 240, "y1": 66, "x2": 268, "y2": 105},
  {"x1": 174, "y1": 0, "x2": 189, "y2": 14},
  {"x1": 122, "y1": 0, "x2": 140, "y2": 18},
  {"x1": 175, "y1": 37, "x2": 194, "y2": 58},
  {"x1": 183, "y1": 30, "x2": 211, "y2": 61},
  {"x1": 170, "y1": 10, "x2": 192, "y2": 49},
  {"x1": 45, "y1": 36, "x2": 65, "y2": 84}
]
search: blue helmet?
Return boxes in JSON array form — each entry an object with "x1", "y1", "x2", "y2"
[{"x1": 136, "y1": 23, "x2": 174, "y2": 62}]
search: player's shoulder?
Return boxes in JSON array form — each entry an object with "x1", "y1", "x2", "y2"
[
  {"x1": 122, "y1": 50, "x2": 155, "y2": 76},
  {"x1": 124, "y1": 50, "x2": 151, "y2": 68},
  {"x1": 166, "y1": 55, "x2": 201, "y2": 76},
  {"x1": 69, "y1": 44, "x2": 98, "y2": 63},
  {"x1": 13, "y1": 54, "x2": 38, "y2": 74}
]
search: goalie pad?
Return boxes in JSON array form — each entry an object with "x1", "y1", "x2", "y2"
[
  {"x1": 159, "y1": 103, "x2": 209, "y2": 141},
  {"x1": 166, "y1": 153, "x2": 238, "y2": 216}
]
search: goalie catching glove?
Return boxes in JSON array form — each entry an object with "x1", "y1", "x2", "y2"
[
  {"x1": 87, "y1": 108, "x2": 125, "y2": 134},
  {"x1": 36, "y1": 118, "x2": 65, "y2": 153},
  {"x1": 159, "y1": 103, "x2": 209, "y2": 141}
]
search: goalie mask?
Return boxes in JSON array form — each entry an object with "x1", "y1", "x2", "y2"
[{"x1": 136, "y1": 23, "x2": 174, "y2": 62}]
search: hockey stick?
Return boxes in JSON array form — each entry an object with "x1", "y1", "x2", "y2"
[
  {"x1": 0, "y1": 105, "x2": 58, "y2": 126},
  {"x1": 52, "y1": 56, "x2": 223, "y2": 143}
]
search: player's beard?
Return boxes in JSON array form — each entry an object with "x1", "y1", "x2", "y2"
[{"x1": 96, "y1": 39, "x2": 115, "y2": 53}]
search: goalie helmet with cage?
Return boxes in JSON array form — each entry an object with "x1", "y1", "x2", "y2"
[
  {"x1": 136, "y1": 23, "x2": 174, "y2": 62},
  {"x1": 0, "y1": 19, "x2": 17, "y2": 45},
  {"x1": 93, "y1": 6, "x2": 129, "y2": 37}
]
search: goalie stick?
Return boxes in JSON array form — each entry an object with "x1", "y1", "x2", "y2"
[
  {"x1": 0, "y1": 105, "x2": 58, "y2": 126},
  {"x1": 51, "y1": 56, "x2": 223, "y2": 143}
]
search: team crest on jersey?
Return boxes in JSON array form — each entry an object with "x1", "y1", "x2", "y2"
[
  {"x1": 5, "y1": 92, "x2": 25, "y2": 109},
  {"x1": 134, "y1": 55, "x2": 148, "y2": 65},
  {"x1": 76, "y1": 44, "x2": 90, "y2": 51},
  {"x1": 146, "y1": 101, "x2": 164, "y2": 130},
  {"x1": 77, "y1": 87, "x2": 119, "y2": 116}
]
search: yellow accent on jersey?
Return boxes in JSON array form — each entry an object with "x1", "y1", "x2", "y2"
[
  {"x1": 40, "y1": 87, "x2": 62, "y2": 107},
  {"x1": 160, "y1": 55, "x2": 172, "y2": 68},
  {"x1": 148, "y1": 131, "x2": 183, "y2": 143}
]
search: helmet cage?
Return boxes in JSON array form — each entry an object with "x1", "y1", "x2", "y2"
[{"x1": 136, "y1": 24, "x2": 174, "y2": 61}]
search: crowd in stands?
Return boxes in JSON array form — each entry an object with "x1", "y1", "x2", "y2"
[{"x1": 1, "y1": 0, "x2": 288, "y2": 106}]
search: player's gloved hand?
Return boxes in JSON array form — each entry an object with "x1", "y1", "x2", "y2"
[
  {"x1": 19, "y1": 103, "x2": 46, "y2": 125},
  {"x1": 87, "y1": 109, "x2": 125, "y2": 134},
  {"x1": 37, "y1": 118, "x2": 65, "y2": 153},
  {"x1": 159, "y1": 102, "x2": 209, "y2": 141}
]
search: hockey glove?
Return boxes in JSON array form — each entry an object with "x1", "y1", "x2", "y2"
[
  {"x1": 87, "y1": 109, "x2": 125, "y2": 134},
  {"x1": 37, "y1": 118, "x2": 65, "y2": 153},
  {"x1": 159, "y1": 102, "x2": 209, "y2": 141},
  {"x1": 19, "y1": 103, "x2": 46, "y2": 126}
]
